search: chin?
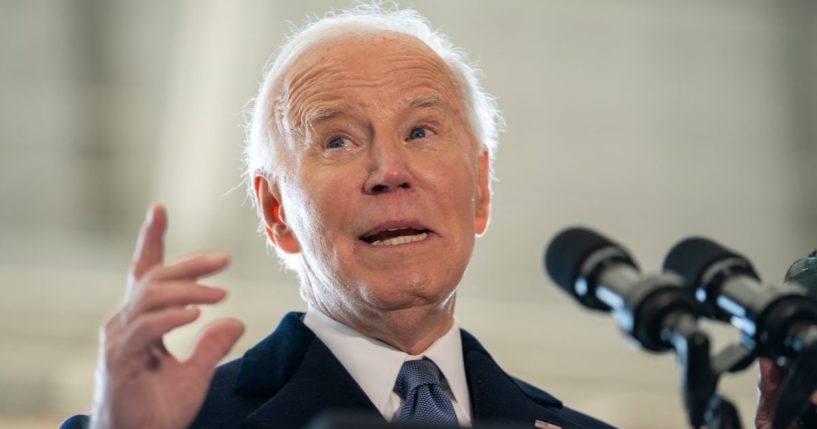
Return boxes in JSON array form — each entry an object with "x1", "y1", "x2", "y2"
[{"x1": 358, "y1": 273, "x2": 458, "y2": 312}]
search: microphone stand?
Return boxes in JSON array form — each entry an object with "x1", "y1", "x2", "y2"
[
  {"x1": 660, "y1": 312, "x2": 755, "y2": 429},
  {"x1": 663, "y1": 237, "x2": 817, "y2": 429}
]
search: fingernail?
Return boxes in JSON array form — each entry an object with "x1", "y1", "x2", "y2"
[
  {"x1": 208, "y1": 252, "x2": 231, "y2": 262},
  {"x1": 145, "y1": 205, "x2": 155, "y2": 223}
]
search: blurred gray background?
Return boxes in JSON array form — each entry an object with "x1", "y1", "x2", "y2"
[{"x1": 1, "y1": 0, "x2": 815, "y2": 428}]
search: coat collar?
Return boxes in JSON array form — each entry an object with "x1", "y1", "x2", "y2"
[
  {"x1": 460, "y1": 329, "x2": 575, "y2": 427},
  {"x1": 233, "y1": 312, "x2": 313, "y2": 397},
  {"x1": 231, "y1": 312, "x2": 569, "y2": 428},
  {"x1": 234, "y1": 312, "x2": 382, "y2": 428}
]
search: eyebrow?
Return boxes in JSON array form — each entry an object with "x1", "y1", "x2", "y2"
[
  {"x1": 409, "y1": 95, "x2": 446, "y2": 109},
  {"x1": 302, "y1": 95, "x2": 447, "y2": 129},
  {"x1": 304, "y1": 106, "x2": 346, "y2": 129}
]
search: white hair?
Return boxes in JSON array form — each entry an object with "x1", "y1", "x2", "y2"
[{"x1": 244, "y1": 3, "x2": 503, "y2": 271}]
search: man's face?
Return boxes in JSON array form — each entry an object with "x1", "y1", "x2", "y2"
[{"x1": 256, "y1": 31, "x2": 490, "y2": 321}]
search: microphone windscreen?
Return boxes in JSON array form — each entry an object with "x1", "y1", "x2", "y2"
[
  {"x1": 663, "y1": 237, "x2": 758, "y2": 288},
  {"x1": 545, "y1": 227, "x2": 620, "y2": 293},
  {"x1": 785, "y1": 250, "x2": 817, "y2": 300}
]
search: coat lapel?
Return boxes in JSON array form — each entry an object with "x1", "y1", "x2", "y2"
[
  {"x1": 461, "y1": 329, "x2": 580, "y2": 429},
  {"x1": 227, "y1": 313, "x2": 597, "y2": 429},
  {"x1": 233, "y1": 312, "x2": 382, "y2": 429}
]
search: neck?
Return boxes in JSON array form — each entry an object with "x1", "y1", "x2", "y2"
[{"x1": 311, "y1": 295, "x2": 457, "y2": 355}]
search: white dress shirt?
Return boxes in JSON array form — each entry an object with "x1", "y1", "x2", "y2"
[{"x1": 303, "y1": 305, "x2": 472, "y2": 426}]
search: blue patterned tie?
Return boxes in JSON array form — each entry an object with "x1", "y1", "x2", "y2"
[{"x1": 393, "y1": 358, "x2": 458, "y2": 425}]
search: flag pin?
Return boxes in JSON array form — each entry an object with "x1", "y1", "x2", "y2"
[{"x1": 535, "y1": 420, "x2": 562, "y2": 429}]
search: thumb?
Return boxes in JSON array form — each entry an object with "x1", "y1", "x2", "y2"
[
  {"x1": 756, "y1": 357, "x2": 786, "y2": 429},
  {"x1": 186, "y1": 318, "x2": 245, "y2": 376}
]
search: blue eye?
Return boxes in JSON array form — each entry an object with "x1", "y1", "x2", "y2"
[
  {"x1": 408, "y1": 127, "x2": 427, "y2": 140},
  {"x1": 326, "y1": 137, "x2": 348, "y2": 149}
]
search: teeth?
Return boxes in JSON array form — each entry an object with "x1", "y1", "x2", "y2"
[
  {"x1": 371, "y1": 232, "x2": 428, "y2": 247},
  {"x1": 386, "y1": 227, "x2": 408, "y2": 232}
]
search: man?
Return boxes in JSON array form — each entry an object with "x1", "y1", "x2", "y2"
[{"x1": 60, "y1": 5, "x2": 812, "y2": 429}]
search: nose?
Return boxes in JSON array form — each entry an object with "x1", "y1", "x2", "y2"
[{"x1": 363, "y1": 140, "x2": 412, "y2": 195}]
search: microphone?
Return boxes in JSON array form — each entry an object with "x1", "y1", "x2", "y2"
[
  {"x1": 663, "y1": 238, "x2": 817, "y2": 360},
  {"x1": 664, "y1": 237, "x2": 817, "y2": 429},
  {"x1": 545, "y1": 227, "x2": 731, "y2": 428},
  {"x1": 545, "y1": 227, "x2": 698, "y2": 352},
  {"x1": 784, "y1": 249, "x2": 817, "y2": 427},
  {"x1": 785, "y1": 249, "x2": 817, "y2": 300}
]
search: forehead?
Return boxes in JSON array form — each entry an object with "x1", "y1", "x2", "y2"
[{"x1": 278, "y1": 30, "x2": 463, "y2": 125}]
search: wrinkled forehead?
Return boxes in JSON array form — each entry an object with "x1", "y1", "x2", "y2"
[{"x1": 272, "y1": 29, "x2": 465, "y2": 135}]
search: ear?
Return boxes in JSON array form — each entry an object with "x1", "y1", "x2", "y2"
[
  {"x1": 253, "y1": 175, "x2": 301, "y2": 254},
  {"x1": 474, "y1": 151, "x2": 491, "y2": 236}
]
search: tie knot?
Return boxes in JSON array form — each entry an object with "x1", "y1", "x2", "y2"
[{"x1": 394, "y1": 358, "x2": 444, "y2": 399}]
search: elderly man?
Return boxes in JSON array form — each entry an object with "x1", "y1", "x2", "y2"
[{"x1": 61, "y1": 5, "x2": 809, "y2": 429}]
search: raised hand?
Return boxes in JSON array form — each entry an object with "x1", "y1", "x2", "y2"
[
  {"x1": 89, "y1": 204, "x2": 245, "y2": 429},
  {"x1": 755, "y1": 358, "x2": 817, "y2": 429}
]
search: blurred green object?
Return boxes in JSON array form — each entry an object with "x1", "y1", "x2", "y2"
[{"x1": 784, "y1": 249, "x2": 817, "y2": 300}]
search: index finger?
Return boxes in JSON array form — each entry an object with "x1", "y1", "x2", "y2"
[
  {"x1": 758, "y1": 357, "x2": 785, "y2": 390},
  {"x1": 130, "y1": 203, "x2": 168, "y2": 281}
]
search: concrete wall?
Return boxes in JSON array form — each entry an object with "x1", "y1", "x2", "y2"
[{"x1": 1, "y1": 1, "x2": 815, "y2": 427}]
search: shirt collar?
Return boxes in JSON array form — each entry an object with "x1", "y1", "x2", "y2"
[{"x1": 303, "y1": 305, "x2": 470, "y2": 419}]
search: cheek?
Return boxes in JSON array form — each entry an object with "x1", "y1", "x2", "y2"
[
  {"x1": 431, "y1": 157, "x2": 478, "y2": 217},
  {"x1": 289, "y1": 169, "x2": 357, "y2": 254},
  {"x1": 279, "y1": 179, "x2": 325, "y2": 251}
]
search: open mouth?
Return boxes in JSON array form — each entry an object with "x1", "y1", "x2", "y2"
[{"x1": 359, "y1": 226, "x2": 431, "y2": 247}]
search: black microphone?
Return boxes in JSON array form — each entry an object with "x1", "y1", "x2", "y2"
[
  {"x1": 546, "y1": 228, "x2": 774, "y2": 428},
  {"x1": 545, "y1": 228, "x2": 732, "y2": 428},
  {"x1": 663, "y1": 238, "x2": 817, "y2": 360},
  {"x1": 664, "y1": 237, "x2": 817, "y2": 429},
  {"x1": 784, "y1": 249, "x2": 817, "y2": 428},
  {"x1": 545, "y1": 227, "x2": 698, "y2": 352}
]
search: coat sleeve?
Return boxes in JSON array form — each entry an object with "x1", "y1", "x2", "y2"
[{"x1": 58, "y1": 415, "x2": 90, "y2": 429}]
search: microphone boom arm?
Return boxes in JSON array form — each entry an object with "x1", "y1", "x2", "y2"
[{"x1": 546, "y1": 228, "x2": 748, "y2": 429}]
